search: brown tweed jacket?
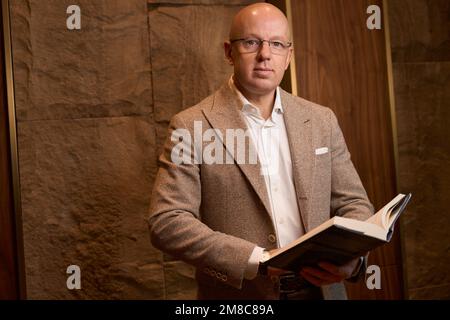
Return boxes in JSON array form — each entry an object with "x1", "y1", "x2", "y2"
[{"x1": 148, "y1": 82, "x2": 374, "y2": 300}]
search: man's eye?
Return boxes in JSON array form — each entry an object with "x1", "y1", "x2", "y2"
[
  {"x1": 244, "y1": 39, "x2": 259, "y2": 46},
  {"x1": 271, "y1": 41, "x2": 284, "y2": 48}
]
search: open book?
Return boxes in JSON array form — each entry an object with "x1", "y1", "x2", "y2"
[{"x1": 261, "y1": 193, "x2": 412, "y2": 271}]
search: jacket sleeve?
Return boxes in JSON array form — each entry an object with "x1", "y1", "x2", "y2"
[
  {"x1": 329, "y1": 109, "x2": 375, "y2": 221},
  {"x1": 147, "y1": 114, "x2": 256, "y2": 289}
]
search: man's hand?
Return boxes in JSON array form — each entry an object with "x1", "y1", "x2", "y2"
[
  {"x1": 262, "y1": 249, "x2": 292, "y2": 277},
  {"x1": 299, "y1": 257, "x2": 361, "y2": 287},
  {"x1": 266, "y1": 266, "x2": 290, "y2": 277}
]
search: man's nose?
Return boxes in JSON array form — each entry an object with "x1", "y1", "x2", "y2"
[{"x1": 257, "y1": 41, "x2": 271, "y2": 60}]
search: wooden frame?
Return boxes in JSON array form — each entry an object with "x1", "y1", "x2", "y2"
[{"x1": 0, "y1": 0, "x2": 26, "y2": 299}]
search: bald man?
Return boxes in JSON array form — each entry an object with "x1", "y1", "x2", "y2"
[{"x1": 148, "y1": 3, "x2": 374, "y2": 300}]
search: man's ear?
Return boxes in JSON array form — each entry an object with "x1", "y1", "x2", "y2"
[
  {"x1": 284, "y1": 47, "x2": 293, "y2": 70},
  {"x1": 224, "y1": 41, "x2": 233, "y2": 65}
]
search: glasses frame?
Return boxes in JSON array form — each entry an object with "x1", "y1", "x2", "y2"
[{"x1": 230, "y1": 38, "x2": 292, "y2": 55}]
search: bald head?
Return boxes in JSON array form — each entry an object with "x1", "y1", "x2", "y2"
[
  {"x1": 224, "y1": 2, "x2": 293, "y2": 102},
  {"x1": 229, "y1": 3, "x2": 290, "y2": 41}
]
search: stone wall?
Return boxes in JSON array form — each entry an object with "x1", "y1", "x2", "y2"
[
  {"x1": 388, "y1": 0, "x2": 450, "y2": 299},
  {"x1": 10, "y1": 0, "x2": 255, "y2": 299}
]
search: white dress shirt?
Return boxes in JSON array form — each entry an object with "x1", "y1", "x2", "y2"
[{"x1": 228, "y1": 77, "x2": 305, "y2": 280}]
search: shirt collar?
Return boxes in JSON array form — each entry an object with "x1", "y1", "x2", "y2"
[{"x1": 228, "y1": 75, "x2": 284, "y2": 118}]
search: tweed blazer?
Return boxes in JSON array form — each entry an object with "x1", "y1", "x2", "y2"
[{"x1": 148, "y1": 82, "x2": 374, "y2": 300}]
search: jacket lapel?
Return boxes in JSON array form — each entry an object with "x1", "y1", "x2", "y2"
[
  {"x1": 202, "y1": 83, "x2": 273, "y2": 220},
  {"x1": 281, "y1": 89, "x2": 313, "y2": 232}
]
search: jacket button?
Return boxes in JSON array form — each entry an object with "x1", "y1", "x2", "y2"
[{"x1": 268, "y1": 234, "x2": 276, "y2": 243}]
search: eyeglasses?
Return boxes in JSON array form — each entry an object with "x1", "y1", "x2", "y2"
[{"x1": 230, "y1": 38, "x2": 292, "y2": 55}]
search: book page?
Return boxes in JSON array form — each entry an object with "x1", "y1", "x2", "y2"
[
  {"x1": 334, "y1": 217, "x2": 386, "y2": 240},
  {"x1": 268, "y1": 218, "x2": 338, "y2": 258},
  {"x1": 387, "y1": 193, "x2": 412, "y2": 231},
  {"x1": 366, "y1": 194, "x2": 405, "y2": 229}
]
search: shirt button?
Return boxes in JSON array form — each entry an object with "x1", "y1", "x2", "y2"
[
  {"x1": 268, "y1": 234, "x2": 276, "y2": 243},
  {"x1": 278, "y1": 218, "x2": 284, "y2": 225}
]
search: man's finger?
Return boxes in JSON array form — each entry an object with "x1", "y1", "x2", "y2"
[
  {"x1": 267, "y1": 266, "x2": 289, "y2": 277},
  {"x1": 300, "y1": 270, "x2": 323, "y2": 287},
  {"x1": 318, "y1": 262, "x2": 346, "y2": 277},
  {"x1": 301, "y1": 267, "x2": 342, "y2": 283},
  {"x1": 300, "y1": 270, "x2": 336, "y2": 287}
]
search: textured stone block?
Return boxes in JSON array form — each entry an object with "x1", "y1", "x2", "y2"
[
  {"x1": 409, "y1": 284, "x2": 450, "y2": 300},
  {"x1": 10, "y1": 0, "x2": 153, "y2": 121},
  {"x1": 17, "y1": 116, "x2": 161, "y2": 299},
  {"x1": 388, "y1": 0, "x2": 450, "y2": 62},
  {"x1": 8, "y1": 0, "x2": 266, "y2": 300},
  {"x1": 149, "y1": 5, "x2": 245, "y2": 122},
  {"x1": 155, "y1": 121, "x2": 170, "y2": 156},
  {"x1": 163, "y1": 261, "x2": 197, "y2": 300},
  {"x1": 393, "y1": 62, "x2": 450, "y2": 293}
]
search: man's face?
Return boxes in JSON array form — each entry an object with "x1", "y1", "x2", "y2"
[{"x1": 225, "y1": 12, "x2": 292, "y2": 97}]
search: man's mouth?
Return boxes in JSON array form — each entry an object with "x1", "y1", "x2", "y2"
[
  {"x1": 253, "y1": 68, "x2": 274, "y2": 77},
  {"x1": 254, "y1": 68, "x2": 273, "y2": 72}
]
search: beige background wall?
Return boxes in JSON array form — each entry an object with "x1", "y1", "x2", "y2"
[
  {"x1": 388, "y1": 0, "x2": 450, "y2": 299},
  {"x1": 10, "y1": 0, "x2": 255, "y2": 299}
]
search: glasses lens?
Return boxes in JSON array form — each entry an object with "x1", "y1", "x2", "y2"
[
  {"x1": 235, "y1": 39, "x2": 290, "y2": 54},
  {"x1": 241, "y1": 39, "x2": 260, "y2": 52}
]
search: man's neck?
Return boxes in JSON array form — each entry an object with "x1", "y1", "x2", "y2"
[{"x1": 234, "y1": 80, "x2": 276, "y2": 120}]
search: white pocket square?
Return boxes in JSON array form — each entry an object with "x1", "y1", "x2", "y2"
[{"x1": 315, "y1": 147, "x2": 329, "y2": 155}]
